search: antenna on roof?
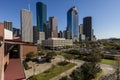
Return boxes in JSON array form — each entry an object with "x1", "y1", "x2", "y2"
[
  {"x1": 28, "y1": 4, "x2": 30, "y2": 11},
  {"x1": 28, "y1": 0, "x2": 30, "y2": 11}
]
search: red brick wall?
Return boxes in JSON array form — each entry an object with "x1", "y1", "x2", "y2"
[
  {"x1": 21, "y1": 44, "x2": 37, "y2": 58},
  {"x1": 0, "y1": 23, "x2": 4, "y2": 39},
  {"x1": 0, "y1": 23, "x2": 4, "y2": 80}
]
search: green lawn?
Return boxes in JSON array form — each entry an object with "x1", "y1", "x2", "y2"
[
  {"x1": 101, "y1": 59, "x2": 115, "y2": 65},
  {"x1": 29, "y1": 63, "x2": 76, "y2": 80}
]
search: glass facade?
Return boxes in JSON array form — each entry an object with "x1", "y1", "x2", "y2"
[
  {"x1": 67, "y1": 6, "x2": 79, "y2": 41},
  {"x1": 36, "y1": 2, "x2": 47, "y2": 32}
]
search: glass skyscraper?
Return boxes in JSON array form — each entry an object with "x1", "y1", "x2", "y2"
[
  {"x1": 36, "y1": 2, "x2": 47, "y2": 32},
  {"x1": 67, "y1": 6, "x2": 79, "y2": 41}
]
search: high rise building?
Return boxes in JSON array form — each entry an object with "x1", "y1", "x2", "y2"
[
  {"x1": 58, "y1": 31, "x2": 63, "y2": 38},
  {"x1": 4, "y1": 21, "x2": 13, "y2": 39},
  {"x1": 13, "y1": 28, "x2": 21, "y2": 38},
  {"x1": 79, "y1": 24, "x2": 85, "y2": 41},
  {"x1": 79, "y1": 24, "x2": 83, "y2": 34},
  {"x1": 36, "y1": 2, "x2": 47, "y2": 32},
  {"x1": 44, "y1": 21, "x2": 51, "y2": 39},
  {"x1": 83, "y1": 16, "x2": 93, "y2": 41},
  {"x1": 49, "y1": 16, "x2": 58, "y2": 38},
  {"x1": 4, "y1": 21, "x2": 12, "y2": 31},
  {"x1": 36, "y1": 2, "x2": 47, "y2": 44},
  {"x1": 67, "y1": 6, "x2": 79, "y2": 42},
  {"x1": 33, "y1": 26, "x2": 39, "y2": 43},
  {"x1": 20, "y1": 9, "x2": 33, "y2": 42}
]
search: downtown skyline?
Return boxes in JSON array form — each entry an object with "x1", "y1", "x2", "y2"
[{"x1": 0, "y1": 0, "x2": 120, "y2": 39}]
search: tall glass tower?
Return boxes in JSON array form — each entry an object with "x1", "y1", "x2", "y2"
[
  {"x1": 67, "y1": 6, "x2": 79, "y2": 41},
  {"x1": 36, "y1": 2, "x2": 47, "y2": 32}
]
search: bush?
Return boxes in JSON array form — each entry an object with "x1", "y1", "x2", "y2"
[
  {"x1": 57, "y1": 61, "x2": 69, "y2": 66},
  {"x1": 23, "y1": 60, "x2": 32, "y2": 70},
  {"x1": 59, "y1": 76, "x2": 70, "y2": 80},
  {"x1": 26, "y1": 52, "x2": 35, "y2": 61},
  {"x1": 27, "y1": 75, "x2": 37, "y2": 80},
  {"x1": 103, "y1": 54, "x2": 115, "y2": 60}
]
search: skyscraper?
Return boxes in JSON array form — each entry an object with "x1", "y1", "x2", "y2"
[
  {"x1": 44, "y1": 21, "x2": 51, "y2": 39},
  {"x1": 49, "y1": 16, "x2": 58, "y2": 38},
  {"x1": 33, "y1": 26, "x2": 39, "y2": 43},
  {"x1": 79, "y1": 24, "x2": 83, "y2": 34},
  {"x1": 36, "y1": 2, "x2": 47, "y2": 44},
  {"x1": 20, "y1": 9, "x2": 33, "y2": 42},
  {"x1": 83, "y1": 16, "x2": 93, "y2": 41},
  {"x1": 4, "y1": 21, "x2": 12, "y2": 31},
  {"x1": 58, "y1": 31, "x2": 63, "y2": 38},
  {"x1": 13, "y1": 28, "x2": 21, "y2": 38},
  {"x1": 36, "y1": 2, "x2": 47, "y2": 32},
  {"x1": 67, "y1": 6, "x2": 79, "y2": 42},
  {"x1": 79, "y1": 24, "x2": 85, "y2": 41}
]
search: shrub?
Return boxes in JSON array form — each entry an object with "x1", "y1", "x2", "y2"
[
  {"x1": 23, "y1": 60, "x2": 32, "y2": 70},
  {"x1": 27, "y1": 75, "x2": 37, "y2": 80},
  {"x1": 57, "y1": 61, "x2": 69, "y2": 66},
  {"x1": 103, "y1": 54, "x2": 115, "y2": 60},
  {"x1": 26, "y1": 52, "x2": 35, "y2": 61}
]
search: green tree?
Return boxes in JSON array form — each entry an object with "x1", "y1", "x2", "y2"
[
  {"x1": 64, "y1": 54, "x2": 74, "y2": 62},
  {"x1": 59, "y1": 76, "x2": 70, "y2": 80},
  {"x1": 86, "y1": 52, "x2": 102, "y2": 63},
  {"x1": 26, "y1": 52, "x2": 35, "y2": 61},
  {"x1": 70, "y1": 62, "x2": 101, "y2": 80},
  {"x1": 45, "y1": 51, "x2": 57, "y2": 62}
]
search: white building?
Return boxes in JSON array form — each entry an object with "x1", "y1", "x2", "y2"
[
  {"x1": 42, "y1": 38, "x2": 73, "y2": 48},
  {"x1": 4, "y1": 29, "x2": 13, "y2": 40},
  {"x1": 20, "y1": 9, "x2": 33, "y2": 43}
]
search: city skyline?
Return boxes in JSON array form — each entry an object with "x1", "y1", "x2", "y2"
[{"x1": 0, "y1": 0, "x2": 120, "y2": 39}]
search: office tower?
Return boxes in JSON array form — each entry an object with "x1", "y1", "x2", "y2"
[
  {"x1": 33, "y1": 26, "x2": 39, "y2": 43},
  {"x1": 44, "y1": 21, "x2": 51, "y2": 39},
  {"x1": 4, "y1": 21, "x2": 12, "y2": 31},
  {"x1": 58, "y1": 31, "x2": 63, "y2": 38},
  {"x1": 36, "y1": 2, "x2": 47, "y2": 32},
  {"x1": 67, "y1": 6, "x2": 79, "y2": 42},
  {"x1": 49, "y1": 16, "x2": 58, "y2": 38},
  {"x1": 36, "y1": 2, "x2": 47, "y2": 43},
  {"x1": 79, "y1": 24, "x2": 83, "y2": 34},
  {"x1": 83, "y1": 16, "x2": 93, "y2": 41},
  {"x1": 62, "y1": 30, "x2": 70, "y2": 39},
  {"x1": 13, "y1": 28, "x2": 21, "y2": 38},
  {"x1": 65, "y1": 30, "x2": 71, "y2": 39},
  {"x1": 20, "y1": 9, "x2": 33, "y2": 42},
  {"x1": 79, "y1": 24, "x2": 85, "y2": 41}
]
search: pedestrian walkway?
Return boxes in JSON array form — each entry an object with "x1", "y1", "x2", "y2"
[{"x1": 4, "y1": 59, "x2": 26, "y2": 80}]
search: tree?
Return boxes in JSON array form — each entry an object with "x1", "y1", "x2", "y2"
[
  {"x1": 64, "y1": 54, "x2": 73, "y2": 62},
  {"x1": 26, "y1": 52, "x2": 35, "y2": 61},
  {"x1": 59, "y1": 76, "x2": 70, "y2": 80},
  {"x1": 86, "y1": 52, "x2": 102, "y2": 63},
  {"x1": 67, "y1": 49, "x2": 80, "y2": 55},
  {"x1": 38, "y1": 51, "x2": 45, "y2": 56},
  {"x1": 70, "y1": 62, "x2": 101, "y2": 80},
  {"x1": 45, "y1": 51, "x2": 57, "y2": 62}
]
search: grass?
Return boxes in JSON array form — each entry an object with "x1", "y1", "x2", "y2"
[
  {"x1": 29, "y1": 62, "x2": 76, "y2": 80},
  {"x1": 101, "y1": 59, "x2": 115, "y2": 65}
]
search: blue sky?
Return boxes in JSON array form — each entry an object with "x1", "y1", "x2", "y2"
[{"x1": 0, "y1": 0, "x2": 120, "y2": 39}]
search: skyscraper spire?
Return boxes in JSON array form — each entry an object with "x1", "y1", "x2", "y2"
[
  {"x1": 28, "y1": 3, "x2": 30, "y2": 11},
  {"x1": 28, "y1": 0, "x2": 30, "y2": 11}
]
